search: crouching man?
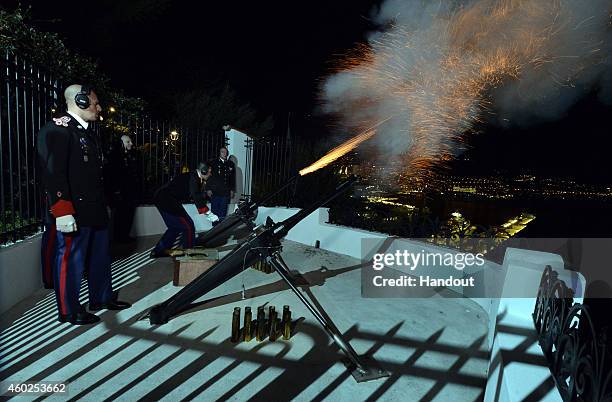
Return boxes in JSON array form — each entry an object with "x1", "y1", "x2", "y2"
[{"x1": 150, "y1": 162, "x2": 219, "y2": 258}]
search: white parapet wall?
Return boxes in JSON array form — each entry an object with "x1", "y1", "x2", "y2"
[
  {"x1": 0, "y1": 235, "x2": 45, "y2": 314},
  {"x1": 254, "y1": 205, "x2": 585, "y2": 402},
  {"x1": 255, "y1": 206, "x2": 388, "y2": 257},
  {"x1": 130, "y1": 204, "x2": 213, "y2": 237},
  {"x1": 225, "y1": 127, "x2": 253, "y2": 203},
  {"x1": 130, "y1": 203, "x2": 238, "y2": 238},
  {"x1": 483, "y1": 248, "x2": 584, "y2": 402}
]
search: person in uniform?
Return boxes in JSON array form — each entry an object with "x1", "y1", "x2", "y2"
[
  {"x1": 36, "y1": 84, "x2": 131, "y2": 325},
  {"x1": 107, "y1": 134, "x2": 139, "y2": 243},
  {"x1": 207, "y1": 147, "x2": 235, "y2": 226},
  {"x1": 150, "y1": 162, "x2": 219, "y2": 258}
]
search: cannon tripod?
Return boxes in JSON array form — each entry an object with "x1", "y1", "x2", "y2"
[{"x1": 265, "y1": 251, "x2": 389, "y2": 382}]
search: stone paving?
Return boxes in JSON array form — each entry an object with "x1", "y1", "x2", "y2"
[{"x1": 0, "y1": 237, "x2": 489, "y2": 401}]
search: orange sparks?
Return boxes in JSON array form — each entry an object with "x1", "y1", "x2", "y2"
[
  {"x1": 299, "y1": 129, "x2": 375, "y2": 176},
  {"x1": 299, "y1": 117, "x2": 392, "y2": 176},
  {"x1": 321, "y1": 0, "x2": 606, "y2": 179}
]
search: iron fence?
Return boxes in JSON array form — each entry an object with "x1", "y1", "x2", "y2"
[
  {"x1": 0, "y1": 51, "x2": 62, "y2": 245},
  {"x1": 97, "y1": 115, "x2": 225, "y2": 202},
  {"x1": 533, "y1": 266, "x2": 612, "y2": 402},
  {"x1": 0, "y1": 51, "x2": 225, "y2": 245},
  {"x1": 248, "y1": 134, "x2": 362, "y2": 209},
  {"x1": 249, "y1": 135, "x2": 296, "y2": 207}
]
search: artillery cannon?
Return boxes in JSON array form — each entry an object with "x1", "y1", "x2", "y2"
[{"x1": 146, "y1": 175, "x2": 389, "y2": 382}]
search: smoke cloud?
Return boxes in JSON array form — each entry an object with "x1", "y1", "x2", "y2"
[{"x1": 320, "y1": 0, "x2": 612, "y2": 176}]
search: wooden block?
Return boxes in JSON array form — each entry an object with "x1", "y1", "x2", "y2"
[
  {"x1": 184, "y1": 248, "x2": 219, "y2": 259},
  {"x1": 173, "y1": 256, "x2": 217, "y2": 286},
  {"x1": 168, "y1": 248, "x2": 220, "y2": 259}
]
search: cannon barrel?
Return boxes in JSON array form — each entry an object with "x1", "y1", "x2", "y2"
[
  {"x1": 149, "y1": 175, "x2": 356, "y2": 325},
  {"x1": 271, "y1": 175, "x2": 357, "y2": 239},
  {"x1": 196, "y1": 174, "x2": 299, "y2": 247},
  {"x1": 149, "y1": 231, "x2": 272, "y2": 324}
]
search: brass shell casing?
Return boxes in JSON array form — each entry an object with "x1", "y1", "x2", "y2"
[
  {"x1": 244, "y1": 307, "x2": 252, "y2": 342},
  {"x1": 231, "y1": 307, "x2": 241, "y2": 343},
  {"x1": 269, "y1": 306, "x2": 277, "y2": 341},
  {"x1": 282, "y1": 305, "x2": 291, "y2": 340},
  {"x1": 256, "y1": 306, "x2": 265, "y2": 341}
]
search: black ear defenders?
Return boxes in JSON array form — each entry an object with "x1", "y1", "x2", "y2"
[
  {"x1": 75, "y1": 85, "x2": 91, "y2": 109},
  {"x1": 196, "y1": 161, "x2": 210, "y2": 176}
]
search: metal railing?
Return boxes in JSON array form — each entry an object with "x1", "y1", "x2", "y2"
[
  {"x1": 533, "y1": 266, "x2": 612, "y2": 402},
  {"x1": 0, "y1": 51, "x2": 62, "y2": 245},
  {"x1": 0, "y1": 51, "x2": 225, "y2": 245},
  {"x1": 248, "y1": 135, "x2": 296, "y2": 207},
  {"x1": 96, "y1": 115, "x2": 225, "y2": 202}
]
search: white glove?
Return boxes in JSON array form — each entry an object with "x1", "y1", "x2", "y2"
[
  {"x1": 56, "y1": 215, "x2": 77, "y2": 233},
  {"x1": 204, "y1": 212, "x2": 219, "y2": 222}
]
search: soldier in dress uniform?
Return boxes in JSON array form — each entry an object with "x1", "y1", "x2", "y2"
[
  {"x1": 107, "y1": 134, "x2": 139, "y2": 243},
  {"x1": 36, "y1": 84, "x2": 131, "y2": 325},
  {"x1": 150, "y1": 162, "x2": 219, "y2": 258},
  {"x1": 207, "y1": 147, "x2": 236, "y2": 226}
]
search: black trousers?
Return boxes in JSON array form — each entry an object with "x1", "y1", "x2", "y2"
[{"x1": 113, "y1": 197, "x2": 137, "y2": 241}]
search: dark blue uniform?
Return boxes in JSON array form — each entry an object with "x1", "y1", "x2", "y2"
[
  {"x1": 152, "y1": 171, "x2": 210, "y2": 254},
  {"x1": 207, "y1": 158, "x2": 235, "y2": 224},
  {"x1": 37, "y1": 114, "x2": 113, "y2": 317}
]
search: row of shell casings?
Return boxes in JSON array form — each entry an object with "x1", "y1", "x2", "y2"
[
  {"x1": 231, "y1": 305, "x2": 292, "y2": 343},
  {"x1": 251, "y1": 260, "x2": 274, "y2": 274}
]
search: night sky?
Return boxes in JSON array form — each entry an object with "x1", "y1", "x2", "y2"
[
  {"x1": 3, "y1": 0, "x2": 611, "y2": 182},
  {"x1": 6, "y1": 1, "x2": 377, "y2": 113}
]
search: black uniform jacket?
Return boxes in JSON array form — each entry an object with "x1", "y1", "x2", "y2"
[
  {"x1": 37, "y1": 114, "x2": 108, "y2": 227},
  {"x1": 154, "y1": 172, "x2": 209, "y2": 216},
  {"x1": 106, "y1": 144, "x2": 139, "y2": 204},
  {"x1": 208, "y1": 158, "x2": 236, "y2": 197}
]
